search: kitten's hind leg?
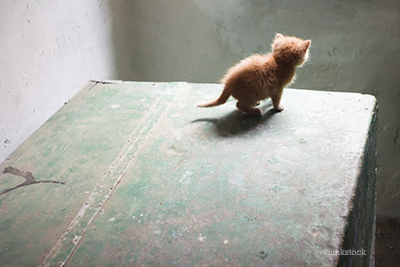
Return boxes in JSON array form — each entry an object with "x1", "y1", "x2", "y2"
[
  {"x1": 271, "y1": 93, "x2": 284, "y2": 112},
  {"x1": 236, "y1": 101, "x2": 262, "y2": 116}
]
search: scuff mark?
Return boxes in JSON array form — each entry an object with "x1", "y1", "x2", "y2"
[
  {"x1": 256, "y1": 250, "x2": 268, "y2": 260},
  {"x1": 0, "y1": 166, "x2": 65, "y2": 195},
  {"x1": 3, "y1": 138, "x2": 11, "y2": 148},
  {"x1": 394, "y1": 127, "x2": 400, "y2": 147}
]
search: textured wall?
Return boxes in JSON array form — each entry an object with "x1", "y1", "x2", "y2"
[
  {"x1": 119, "y1": 0, "x2": 400, "y2": 218},
  {"x1": 0, "y1": 0, "x2": 116, "y2": 163}
]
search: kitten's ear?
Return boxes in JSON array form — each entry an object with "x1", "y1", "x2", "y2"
[
  {"x1": 303, "y1": 40, "x2": 311, "y2": 50},
  {"x1": 275, "y1": 33, "x2": 284, "y2": 39}
]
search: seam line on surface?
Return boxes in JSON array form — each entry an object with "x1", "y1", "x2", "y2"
[{"x1": 39, "y1": 82, "x2": 186, "y2": 267}]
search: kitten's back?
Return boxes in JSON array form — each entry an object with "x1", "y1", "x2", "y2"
[{"x1": 197, "y1": 34, "x2": 311, "y2": 115}]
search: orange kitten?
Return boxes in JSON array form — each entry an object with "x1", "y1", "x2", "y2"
[{"x1": 197, "y1": 33, "x2": 311, "y2": 115}]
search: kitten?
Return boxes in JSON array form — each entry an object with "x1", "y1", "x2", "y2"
[{"x1": 197, "y1": 33, "x2": 311, "y2": 116}]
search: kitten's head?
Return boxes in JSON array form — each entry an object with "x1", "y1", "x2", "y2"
[{"x1": 272, "y1": 33, "x2": 311, "y2": 66}]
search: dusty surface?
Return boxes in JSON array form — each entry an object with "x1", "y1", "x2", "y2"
[
  {"x1": 0, "y1": 82, "x2": 377, "y2": 266},
  {"x1": 375, "y1": 219, "x2": 400, "y2": 267}
]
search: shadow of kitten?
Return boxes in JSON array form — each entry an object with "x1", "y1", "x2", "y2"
[{"x1": 191, "y1": 103, "x2": 277, "y2": 137}]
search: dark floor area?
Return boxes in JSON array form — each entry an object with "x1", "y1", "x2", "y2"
[{"x1": 375, "y1": 219, "x2": 400, "y2": 266}]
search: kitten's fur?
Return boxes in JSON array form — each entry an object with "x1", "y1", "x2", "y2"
[{"x1": 197, "y1": 33, "x2": 311, "y2": 115}]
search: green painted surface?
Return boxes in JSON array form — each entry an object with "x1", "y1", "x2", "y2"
[
  {"x1": 0, "y1": 81, "x2": 377, "y2": 266},
  {"x1": 0, "y1": 81, "x2": 184, "y2": 266}
]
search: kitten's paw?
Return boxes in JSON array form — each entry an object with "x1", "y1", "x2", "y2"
[{"x1": 273, "y1": 105, "x2": 284, "y2": 112}]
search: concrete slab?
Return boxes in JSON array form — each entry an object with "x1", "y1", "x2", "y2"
[{"x1": 0, "y1": 81, "x2": 377, "y2": 266}]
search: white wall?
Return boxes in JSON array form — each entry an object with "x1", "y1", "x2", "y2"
[{"x1": 0, "y1": 0, "x2": 117, "y2": 162}]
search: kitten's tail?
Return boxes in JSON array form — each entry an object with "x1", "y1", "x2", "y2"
[{"x1": 197, "y1": 89, "x2": 231, "y2": 108}]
